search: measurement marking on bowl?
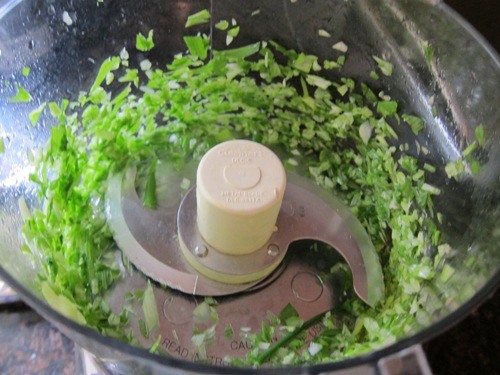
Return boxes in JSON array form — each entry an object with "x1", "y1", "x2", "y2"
[
  {"x1": 163, "y1": 295, "x2": 194, "y2": 325},
  {"x1": 291, "y1": 272, "x2": 324, "y2": 302}
]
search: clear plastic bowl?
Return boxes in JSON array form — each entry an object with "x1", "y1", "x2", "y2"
[{"x1": 0, "y1": 0, "x2": 499, "y2": 374}]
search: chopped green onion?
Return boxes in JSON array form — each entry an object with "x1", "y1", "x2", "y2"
[
  {"x1": 215, "y1": 20, "x2": 229, "y2": 30},
  {"x1": 370, "y1": 71, "x2": 380, "y2": 80},
  {"x1": 185, "y1": 9, "x2": 211, "y2": 28},
  {"x1": 8, "y1": 84, "x2": 32, "y2": 102},
  {"x1": 332, "y1": 41, "x2": 348, "y2": 53},
  {"x1": 18, "y1": 196, "x2": 31, "y2": 221},
  {"x1": 142, "y1": 280, "x2": 160, "y2": 335},
  {"x1": 475, "y1": 124, "x2": 485, "y2": 146},
  {"x1": 140, "y1": 59, "x2": 152, "y2": 71},
  {"x1": 226, "y1": 26, "x2": 240, "y2": 45},
  {"x1": 422, "y1": 183, "x2": 441, "y2": 195},
  {"x1": 470, "y1": 159, "x2": 481, "y2": 175},
  {"x1": 90, "y1": 56, "x2": 121, "y2": 94},
  {"x1": 228, "y1": 26, "x2": 240, "y2": 38},
  {"x1": 184, "y1": 35, "x2": 209, "y2": 60},
  {"x1": 224, "y1": 324, "x2": 235, "y2": 340},
  {"x1": 139, "y1": 319, "x2": 148, "y2": 338},
  {"x1": 318, "y1": 29, "x2": 331, "y2": 38},
  {"x1": 377, "y1": 100, "x2": 398, "y2": 117},
  {"x1": 440, "y1": 264, "x2": 455, "y2": 282},
  {"x1": 421, "y1": 40, "x2": 434, "y2": 70},
  {"x1": 306, "y1": 74, "x2": 332, "y2": 89},
  {"x1": 402, "y1": 114, "x2": 425, "y2": 135},
  {"x1": 463, "y1": 141, "x2": 477, "y2": 157},
  {"x1": 423, "y1": 163, "x2": 436, "y2": 173},
  {"x1": 359, "y1": 121, "x2": 373, "y2": 144},
  {"x1": 143, "y1": 158, "x2": 158, "y2": 209},
  {"x1": 136, "y1": 30, "x2": 155, "y2": 51},
  {"x1": 29, "y1": 103, "x2": 46, "y2": 127},
  {"x1": 149, "y1": 335, "x2": 162, "y2": 353},
  {"x1": 373, "y1": 55, "x2": 394, "y2": 76},
  {"x1": 445, "y1": 159, "x2": 465, "y2": 178},
  {"x1": 214, "y1": 42, "x2": 260, "y2": 59},
  {"x1": 41, "y1": 282, "x2": 86, "y2": 324}
]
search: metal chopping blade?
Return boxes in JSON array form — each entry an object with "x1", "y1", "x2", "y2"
[{"x1": 105, "y1": 165, "x2": 384, "y2": 306}]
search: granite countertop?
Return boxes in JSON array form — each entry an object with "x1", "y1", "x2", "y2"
[{"x1": 1, "y1": 0, "x2": 499, "y2": 374}]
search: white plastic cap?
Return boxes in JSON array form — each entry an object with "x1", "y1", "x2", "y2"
[{"x1": 196, "y1": 140, "x2": 286, "y2": 255}]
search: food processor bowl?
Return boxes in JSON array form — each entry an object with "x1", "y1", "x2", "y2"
[{"x1": 0, "y1": 0, "x2": 499, "y2": 374}]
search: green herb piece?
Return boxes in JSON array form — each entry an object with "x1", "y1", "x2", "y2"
[
  {"x1": 120, "y1": 48, "x2": 129, "y2": 61},
  {"x1": 256, "y1": 307, "x2": 338, "y2": 365},
  {"x1": 423, "y1": 163, "x2": 436, "y2": 173},
  {"x1": 180, "y1": 178, "x2": 191, "y2": 190},
  {"x1": 332, "y1": 41, "x2": 348, "y2": 53},
  {"x1": 463, "y1": 141, "x2": 477, "y2": 158},
  {"x1": 377, "y1": 100, "x2": 398, "y2": 117},
  {"x1": 90, "y1": 56, "x2": 121, "y2": 94},
  {"x1": 475, "y1": 124, "x2": 485, "y2": 146},
  {"x1": 48, "y1": 101, "x2": 61, "y2": 118},
  {"x1": 440, "y1": 264, "x2": 455, "y2": 282},
  {"x1": 373, "y1": 55, "x2": 394, "y2": 76},
  {"x1": 105, "y1": 72, "x2": 114, "y2": 85},
  {"x1": 18, "y1": 196, "x2": 31, "y2": 221},
  {"x1": 306, "y1": 74, "x2": 332, "y2": 89},
  {"x1": 402, "y1": 114, "x2": 425, "y2": 135},
  {"x1": 228, "y1": 26, "x2": 240, "y2": 38},
  {"x1": 293, "y1": 53, "x2": 318, "y2": 73},
  {"x1": 215, "y1": 20, "x2": 229, "y2": 30},
  {"x1": 149, "y1": 335, "x2": 162, "y2": 353},
  {"x1": 118, "y1": 69, "x2": 139, "y2": 87},
  {"x1": 370, "y1": 70, "x2": 379, "y2": 80},
  {"x1": 470, "y1": 159, "x2": 481, "y2": 175},
  {"x1": 143, "y1": 158, "x2": 158, "y2": 209},
  {"x1": 445, "y1": 159, "x2": 465, "y2": 178},
  {"x1": 8, "y1": 84, "x2": 32, "y2": 102},
  {"x1": 0, "y1": 138, "x2": 4, "y2": 154},
  {"x1": 226, "y1": 26, "x2": 240, "y2": 45},
  {"x1": 324, "y1": 60, "x2": 341, "y2": 69},
  {"x1": 193, "y1": 301, "x2": 212, "y2": 325},
  {"x1": 422, "y1": 183, "x2": 441, "y2": 195},
  {"x1": 140, "y1": 59, "x2": 152, "y2": 71},
  {"x1": 359, "y1": 122, "x2": 373, "y2": 144},
  {"x1": 41, "y1": 282, "x2": 86, "y2": 324},
  {"x1": 136, "y1": 30, "x2": 155, "y2": 51},
  {"x1": 214, "y1": 42, "x2": 260, "y2": 59},
  {"x1": 336, "y1": 55, "x2": 346, "y2": 67},
  {"x1": 279, "y1": 303, "x2": 299, "y2": 323},
  {"x1": 22, "y1": 67, "x2": 31, "y2": 76},
  {"x1": 29, "y1": 103, "x2": 46, "y2": 127},
  {"x1": 421, "y1": 40, "x2": 434, "y2": 70},
  {"x1": 139, "y1": 319, "x2": 148, "y2": 338},
  {"x1": 142, "y1": 280, "x2": 160, "y2": 335},
  {"x1": 224, "y1": 324, "x2": 235, "y2": 340},
  {"x1": 185, "y1": 9, "x2": 211, "y2": 28},
  {"x1": 318, "y1": 29, "x2": 331, "y2": 38},
  {"x1": 184, "y1": 35, "x2": 209, "y2": 60}
]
